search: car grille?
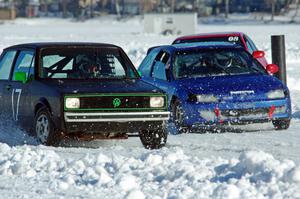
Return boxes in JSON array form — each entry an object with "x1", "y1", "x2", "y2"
[
  {"x1": 221, "y1": 108, "x2": 269, "y2": 117},
  {"x1": 64, "y1": 94, "x2": 167, "y2": 111},
  {"x1": 80, "y1": 96, "x2": 149, "y2": 109}
]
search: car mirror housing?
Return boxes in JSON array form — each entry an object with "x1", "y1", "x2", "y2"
[
  {"x1": 266, "y1": 64, "x2": 279, "y2": 74},
  {"x1": 14, "y1": 72, "x2": 28, "y2": 84},
  {"x1": 252, "y1": 50, "x2": 265, "y2": 59}
]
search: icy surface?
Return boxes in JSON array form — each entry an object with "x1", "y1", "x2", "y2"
[{"x1": 0, "y1": 17, "x2": 300, "y2": 198}]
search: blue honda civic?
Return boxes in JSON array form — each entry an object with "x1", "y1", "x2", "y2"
[{"x1": 138, "y1": 43, "x2": 291, "y2": 133}]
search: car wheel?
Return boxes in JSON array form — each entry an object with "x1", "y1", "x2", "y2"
[
  {"x1": 272, "y1": 119, "x2": 290, "y2": 130},
  {"x1": 139, "y1": 129, "x2": 167, "y2": 149},
  {"x1": 34, "y1": 107, "x2": 58, "y2": 145},
  {"x1": 172, "y1": 99, "x2": 189, "y2": 134}
]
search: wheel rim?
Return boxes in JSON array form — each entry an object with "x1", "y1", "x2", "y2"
[{"x1": 36, "y1": 114, "x2": 50, "y2": 143}]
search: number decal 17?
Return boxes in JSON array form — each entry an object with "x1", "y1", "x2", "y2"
[{"x1": 12, "y1": 89, "x2": 22, "y2": 121}]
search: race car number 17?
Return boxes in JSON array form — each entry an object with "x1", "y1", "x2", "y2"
[{"x1": 12, "y1": 89, "x2": 22, "y2": 121}]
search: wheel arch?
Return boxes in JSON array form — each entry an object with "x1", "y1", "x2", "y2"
[
  {"x1": 170, "y1": 95, "x2": 178, "y2": 106},
  {"x1": 34, "y1": 98, "x2": 52, "y2": 116}
]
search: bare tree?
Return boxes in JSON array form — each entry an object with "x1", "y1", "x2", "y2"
[
  {"x1": 62, "y1": 0, "x2": 68, "y2": 18},
  {"x1": 225, "y1": 0, "x2": 229, "y2": 18},
  {"x1": 271, "y1": 0, "x2": 276, "y2": 21},
  {"x1": 171, "y1": 0, "x2": 175, "y2": 13},
  {"x1": 291, "y1": 0, "x2": 300, "y2": 22}
]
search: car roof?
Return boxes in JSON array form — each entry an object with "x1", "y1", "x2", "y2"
[
  {"x1": 4, "y1": 42, "x2": 119, "y2": 50},
  {"x1": 152, "y1": 42, "x2": 244, "y2": 53},
  {"x1": 174, "y1": 32, "x2": 244, "y2": 42}
]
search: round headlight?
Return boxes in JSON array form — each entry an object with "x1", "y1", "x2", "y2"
[
  {"x1": 65, "y1": 97, "x2": 80, "y2": 109},
  {"x1": 150, "y1": 96, "x2": 165, "y2": 108}
]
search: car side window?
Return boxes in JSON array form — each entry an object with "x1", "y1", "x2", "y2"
[
  {"x1": 152, "y1": 51, "x2": 170, "y2": 80},
  {"x1": 12, "y1": 50, "x2": 35, "y2": 81},
  {"x1": 0, "y1": 50, "x2": 17, "y2": 80},
  {"x1": 139, "y1": 48, "x2": 159, "y2": 77},
  {"x1": 247, "y1": 36, "x2": 258, "y2": 51},
  {"x1": 244, "y1": 36, "x2": 255, "y2": 54}
]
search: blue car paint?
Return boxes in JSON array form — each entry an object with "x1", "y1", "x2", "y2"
[{"x1": 139, "y1": 44, "x2": 291, "y2": 128}]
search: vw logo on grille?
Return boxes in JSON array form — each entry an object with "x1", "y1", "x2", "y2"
[{"x1": 113, "y1": 98, "x2": 121, "y2": 108}]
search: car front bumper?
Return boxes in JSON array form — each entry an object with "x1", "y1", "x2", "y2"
[
  {"x1": 182, "y1": 98, "x2": 291, "y2": 126},
  {"x1": 63, "y1": 111, "x2": 170, "y2": 134}
]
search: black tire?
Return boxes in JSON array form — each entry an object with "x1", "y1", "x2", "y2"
[
  {"x1": 34, "y1": 107, "x2": 59, "y2": 146},
  {"x1": 171, "y1": 99, "x2": 189, "y2": 134},
  {"x1": 139, "y1": 129, "x2": 167, "y2": 150},
  {"x1": 272, "y1": 119, "x2": 291, "y2": 130}
]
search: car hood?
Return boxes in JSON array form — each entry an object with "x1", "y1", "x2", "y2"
[
  {"x1": 40, "y1": 79, "x2": 162, "y2": 94},
  {"x1": 176, "y1": 74, "x2": 285, "y2": 100}
]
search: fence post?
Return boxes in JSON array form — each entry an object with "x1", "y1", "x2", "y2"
[{"x1": 271, "y1": 35, "x2": 287, "y2": 85}]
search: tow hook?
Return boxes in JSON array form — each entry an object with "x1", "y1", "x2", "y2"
[
  {"x1": 214, "y1": 107, "x2": 224, "y2": 124},
  {"x1": 268, "y1": 105, "x2": 276, "y2": 119}
]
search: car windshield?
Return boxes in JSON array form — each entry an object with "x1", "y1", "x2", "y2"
[
  {"x1": 173, "y1": 48, "x2": 267, "y2": 79},
  {"x1": 174, "y1": 36, "x2": 244, "y2": 47},
  {"x1": 40, "y1": 47, "x2": 137, "y2": 79}
]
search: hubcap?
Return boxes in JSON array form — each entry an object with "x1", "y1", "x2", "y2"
[{"x1": 36, "y1": 114, "x2": 50, "y2": 143}]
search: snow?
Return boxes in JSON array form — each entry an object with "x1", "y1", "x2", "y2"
[
  {"x1": 0, "y1": 144, "x2": 299, "y2": 198},
  {"x1": 0, "y1": 16, "x2": 300, "y2": 198}
]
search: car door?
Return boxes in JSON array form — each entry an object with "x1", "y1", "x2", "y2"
[
  {"x1": 0, "y1": 49, "x2": 18, "y2": 120},
  {"x1": 6, "y1": 49, "x2": 35, "y2": 128},
  {"x1": 151, "y1": 50, "x2": 170, "y2": 90},
  {"x1": 139, "y1": 49, "x2": 176, "y2": 103},
  {"x1": 150, "y1": 50, "x2": 176, "y2": 98},
  {"x1": 139, "y1": 47, "x2": 160, "y2": 80}
]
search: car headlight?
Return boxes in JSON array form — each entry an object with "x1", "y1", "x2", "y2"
[
  {"x1": 65, "y1": 97, "x2": 80, "y2": 109},
  {"x1": 267, "y1": 89, "x2": 285, "y2": 99},
  {"x1": 150, "y1": 96, "x2": 165, "y2": 108},
  {"x1": 196, "y1": 94, "x2": 218, "y2": 103}
]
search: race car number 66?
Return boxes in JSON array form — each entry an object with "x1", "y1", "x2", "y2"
[{"x1": 12, "y1": 89, "x2": 22, "y2": 121}]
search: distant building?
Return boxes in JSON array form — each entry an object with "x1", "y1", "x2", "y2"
[{"x1": 0, "y1": 1, "x2": 16, "y2": 20}]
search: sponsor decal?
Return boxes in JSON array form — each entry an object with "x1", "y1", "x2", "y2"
[{"x1": 230, "y1": 90, "x2": 255, "y2": 95}]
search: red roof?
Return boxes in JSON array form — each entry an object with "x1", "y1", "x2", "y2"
[{"x1": 174, "y1": 32, "x2": 245, "y2": 41}]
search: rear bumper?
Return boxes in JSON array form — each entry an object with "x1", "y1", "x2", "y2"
[{"x1": 63, "y1": 111, "x2": 170, "y2": 134}]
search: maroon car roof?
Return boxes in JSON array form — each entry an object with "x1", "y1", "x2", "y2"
[{"x1": 174, "y1": 32, "x2": 244, "y2": 41}]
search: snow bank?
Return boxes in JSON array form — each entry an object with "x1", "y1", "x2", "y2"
[{"x1": 0, "y1": 144, "x2": 299, "y2": 198}]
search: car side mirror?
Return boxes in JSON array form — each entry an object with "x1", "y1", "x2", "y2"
[
  {"x1": 14, "y1": 72, "x2": 28, "y2": 84},
  {"x1": 266, "y1": 64, "x2": 279, "y2": 74},
  {"x1": 252, "y1": 50, "x2": 265, "y2": 59}
]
